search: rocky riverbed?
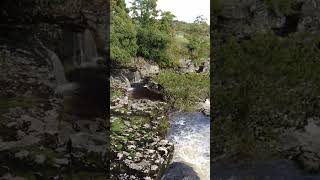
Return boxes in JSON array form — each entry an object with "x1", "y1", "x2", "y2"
[
  {"x1": 110, "y1": 56, "x2": 210, "y2": 179},
  {"x1": 110, "y1": 76, "x2": 174, "y2": 179}
]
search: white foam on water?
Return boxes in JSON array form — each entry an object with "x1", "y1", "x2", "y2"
[{"x1": 168, "y1": 112, "x2": 210, "y2": 180}]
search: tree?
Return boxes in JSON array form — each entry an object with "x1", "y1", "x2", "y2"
[
  {"x1": 185, "y1": 16, "x2": 210, "y2": 65},
  {"x1": 110, "y1": 0, "x2": 138, "y2": 64},
  {"x1": 131, "y1": 0, "x2": 159, "y2": 25},
  {"x1": 131, "y1": 0, "x2": 176, "y2": 67}
]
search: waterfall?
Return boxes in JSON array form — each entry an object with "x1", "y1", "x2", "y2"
[
  {"x1": 48, "y1": 49, "x2": 67, "y2": 85},
  {"x1": 83, "y1": 29, "x2": 98, "y2": 63},
  {"x1": 35, "y1": 36, "x2": 67, "y2": 85},
  {"x1": 73, "y1": 29, "x2": 99, "y2": 67}
]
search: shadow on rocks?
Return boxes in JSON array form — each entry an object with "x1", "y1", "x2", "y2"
[{"x1": 161, "y1": 162, "x2": 200, "y2": 180}]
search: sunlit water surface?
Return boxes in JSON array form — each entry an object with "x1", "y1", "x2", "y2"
[{"x1": 167, "y1": 112, "x2": 210, "y2": 180}]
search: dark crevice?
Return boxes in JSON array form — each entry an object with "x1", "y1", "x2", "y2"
[
  {"x1": 272, "y1": 2, "x2": 304, "y2": 37},
  {"x1": 130, "y1": 82, "x2": 164, "y2": 101},
  {"x1": 273, "y1": 14, "x2": 300, "y2": 37}
]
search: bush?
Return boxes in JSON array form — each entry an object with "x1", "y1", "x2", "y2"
[
  {"x1": 154, "y1": 70, "x2": 209, "y2": 111},
  {"x1": 174, "y1": 19, "x2": 210, "y2": 66}
]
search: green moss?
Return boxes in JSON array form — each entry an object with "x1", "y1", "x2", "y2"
[
  {"x1": 158, "y1": 116, "x2": 169, "y2": 137},
  {"x1": 111, "y1": 117, "x2": 125, "y2": 133},
  {"x1": 131, "y1": 116, "x2": 149, "y2": 127},
  {"x1": 110, "y1": 89, "x2": 124, "y2": 99},
  {"x1": 0, "y1": 96, "x2": 39, "y2": 115}
]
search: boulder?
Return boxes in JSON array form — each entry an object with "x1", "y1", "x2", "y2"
[{"x1": 161, "y1": 162, "x2": 200, "y2": 180}]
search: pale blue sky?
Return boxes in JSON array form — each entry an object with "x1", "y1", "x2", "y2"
[{"x1": 125, "y1": 0, "x2": 210, "y2": 24}]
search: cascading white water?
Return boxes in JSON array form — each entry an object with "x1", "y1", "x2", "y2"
[
  {"x1": 167, "y1": 112, "x2": 210, "y2": 180},
  {"x1": 35, "y1": 36, "x2": 67, "y2": 85},
  {"x1": 83, "y1": 29, "x2": 98, "y2": 62},
  {"x1": 74, "y1": 29, "x2": 98, "y2": 67}
]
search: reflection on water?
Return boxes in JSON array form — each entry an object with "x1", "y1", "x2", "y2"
[{"x1": 168, "y1": 112, "x2": 210, "y2": 180}]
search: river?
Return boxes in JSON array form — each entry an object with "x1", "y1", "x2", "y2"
[{"x1": 167, "y1": 112, "x2": 210, "y2": 180}]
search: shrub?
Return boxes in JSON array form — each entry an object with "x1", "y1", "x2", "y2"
[{"x1": 154, "y1": 70, "x2": 209, "y2": 111}]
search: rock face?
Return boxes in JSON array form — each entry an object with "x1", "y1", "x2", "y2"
[
  {"x1": 213, "y1": 0, "x2": 320, "y2": 176},
  {"x1": 179, "y1": 59, "x2": 199, "y2": 73},
  {"x1": 279, "y1": 118, "x2": 320, "y2": 172},
  {"x1": 196, "y1": 99, "x2": 210, "y2": 116},
  {"x1": 214, "y1": 0, "x2": 320, "y2": 37},
  {"x1": 298, "y1": 0, "x2": 320, "y2": 33},
  {"x1": 178, "y1": 59, "x2": 210, "y2": 73},
  {"x1": 0, "y1": 22, "x2": 106, "y2": 179},
  {"x1": 216, "y1": 0, "x2": 285, "y2": 37},
  {"x1": 110, "y1": 76, "x2": 174, "y2": 179}
]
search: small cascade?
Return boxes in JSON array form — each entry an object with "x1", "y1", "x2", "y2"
[
  {"x1": 49, "y1": 50, "x2": 67, "y2": 85},
  {"x1": 133, "y1": 71, "x2": 141, "y2": 83},
  {"x1": 35, "y1": 36, "x2": 67, "y2": 85},
  {"x1": 83, "y1": 29, "x2": 98, "y2": 63},
  {"x1": 120, "y1": 74, "x2": 132, "y2": 90}
]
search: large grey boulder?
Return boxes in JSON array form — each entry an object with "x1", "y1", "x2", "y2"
[{"x1": 161, "y1": 162, "x2": 200, "y2": 180}]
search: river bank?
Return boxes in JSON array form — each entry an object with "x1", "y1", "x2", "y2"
[{"x1": 110, "y1": 57, "x2": 210, "y2": 179}]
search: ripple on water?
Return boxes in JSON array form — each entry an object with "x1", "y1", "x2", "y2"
[{"x1": 167, "y1": 112, "x2": 210, "y2": 180}]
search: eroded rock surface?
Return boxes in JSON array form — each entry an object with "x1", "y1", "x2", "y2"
[
  {"x1": 0, "y1": 29, "x2": 106, "y2": 179},
  {"x1": 110, "y1": 76, "x2": 174, "y2": 179}
]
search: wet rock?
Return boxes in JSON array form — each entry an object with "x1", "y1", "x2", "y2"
[
  {"x1": 34, "y1": 154, "x2": 46, "y2": 165},
  {"x1": 0, "y1": 174, "x2": 27, "y2": 180},
  {"x1": 54, "y1": 158, "x2": 69, "y2": 166},
  {"x1": 14, "y1": 150, "x2": 30, "y2": 160},
  {"x1": 70, "y1": 132, "x2": 106, "y2": 153},
  {"x1": 279, "y1": 118, "x2": 320, "y2": 172},
  {"x1": 161, "y1": 162, "x2": 200, "y2": 180},
  {"x1": 196, "y1": 99, "x2": 210, "y2": 116}
]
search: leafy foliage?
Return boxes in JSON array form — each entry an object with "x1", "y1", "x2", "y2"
[
  {"x1": 174, "y1": 18, "x2": 210, "y2": 65},
  {"x1": 154, "y1": 70, "x2": 209, "y2": 111},
  {"x1": 111, "y1": 0, "x2": 138, "y2": 64},
  {"x1": 131, "y1": 0, "x2": 177, "y2": 67}
]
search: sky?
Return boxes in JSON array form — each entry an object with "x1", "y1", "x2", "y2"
[{"x1": 125, "y1": 0, "x2": 210, "y2": 24}]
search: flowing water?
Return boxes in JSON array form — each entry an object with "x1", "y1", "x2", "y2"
[
  {"x1": 167, "y1": 112, "x2": 210, "y2": 180},
  {"x1": 76, "y1": 29, "x2": 98, "y2": 66}
]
